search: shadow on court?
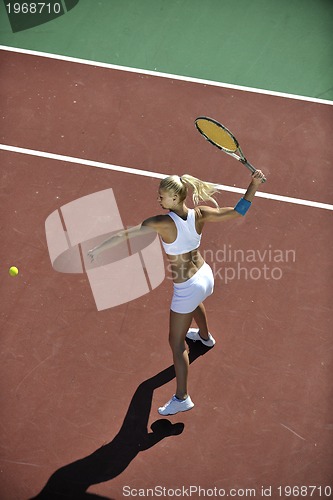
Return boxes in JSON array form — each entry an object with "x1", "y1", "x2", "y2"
[{"x1": 31, "y1": 340, "x2": 211, "y2": 500}]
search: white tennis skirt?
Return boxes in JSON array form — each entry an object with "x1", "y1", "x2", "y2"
[{"x1": 170, "y1": 262, "x2": 214, "y2": 314}]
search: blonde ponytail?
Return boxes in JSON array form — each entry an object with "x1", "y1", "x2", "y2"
[
  {"x1": 181, "y1": 174, "x2": 219, "y2": 207},
  {"x1": 159, "y1": 174, "x2": 219, "y2": 207}
]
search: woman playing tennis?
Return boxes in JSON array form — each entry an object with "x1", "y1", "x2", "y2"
[{"x1": 88, "y1": 169, "x2": 265, "y2": 415}]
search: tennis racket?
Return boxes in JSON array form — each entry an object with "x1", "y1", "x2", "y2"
[{"x1": 195, "y1": 116, "x2": 266, "y2": 182}]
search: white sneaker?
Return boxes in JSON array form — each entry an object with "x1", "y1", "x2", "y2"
[
  {"x1": 186, "y1": 328, "x2": 215, "y2": 347},
  {"x1": 158, "y1": 395, "x2": 194, "y2": 416}
]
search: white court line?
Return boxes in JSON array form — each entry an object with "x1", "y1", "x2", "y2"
[
  {"x1": 1, "y1": 46, "x2": 332, "y2": 211},
  {"x1": 1, "y1": 44, "x2": 333, "y2": 106},
  {"x1": 1, "y1": 144, "x2": 332, "y2": 211}
]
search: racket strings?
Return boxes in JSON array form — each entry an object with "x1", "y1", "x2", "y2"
[{"x1": 196, "y1": 119, "x2": 238, "y2": 152}]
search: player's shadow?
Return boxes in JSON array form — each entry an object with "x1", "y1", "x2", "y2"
[{"x1": 31, "y1": 339, "x2": 211, "y2": 500}]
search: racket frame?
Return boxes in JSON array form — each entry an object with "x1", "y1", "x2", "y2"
[{"x1": 195, "y1": 116, "x2": 258, "y2": 176}]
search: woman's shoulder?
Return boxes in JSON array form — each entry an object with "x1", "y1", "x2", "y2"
[
  {"x1": 195, "y1": 205, "x2": 221, "y2": 216},
  {"x1": 193, "y1": 205, "x2": 211, "y2": 218},
  {"x1": 142, "y1": 214, "x2": 172, "y2": 229}
]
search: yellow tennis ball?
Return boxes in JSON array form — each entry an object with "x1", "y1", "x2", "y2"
[{"x1": 9, "y1": 266, "x2": 19, "y2": 277}]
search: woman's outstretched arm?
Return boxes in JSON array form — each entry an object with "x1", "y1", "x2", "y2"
[
  {"x1": 87, "y1": 215, "x2": 168, "y2": 262},
  {"x1": 87, "y1": 223, "x2": 152, "y2": 262}
]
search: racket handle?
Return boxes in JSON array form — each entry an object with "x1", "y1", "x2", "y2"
[{"x1": 241, "y1": 159, "x2": 266, "y2": 183}]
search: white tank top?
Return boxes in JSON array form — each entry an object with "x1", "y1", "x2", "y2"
[{"x1": 161, "y1": 209, "x2": 201, "y2": 255}]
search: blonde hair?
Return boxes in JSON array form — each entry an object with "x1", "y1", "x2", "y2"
[{"x1": 159, "y1": 174, "x2": 219, "y2": 207}]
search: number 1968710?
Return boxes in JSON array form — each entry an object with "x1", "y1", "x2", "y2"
[{"x1": 6, "y1": 3, "x2": 62, "y2": 14}]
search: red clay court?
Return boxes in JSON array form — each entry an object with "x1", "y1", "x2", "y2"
[{"x1": 1, "y1": 47, "x2": 333, "y2": 499}]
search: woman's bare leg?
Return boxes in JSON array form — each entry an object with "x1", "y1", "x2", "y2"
[
  {"x1": 169, "y1": 310, "x2": 193, "y2": 400},
  {"x1": 192, "y1": 302, "x2": 209, "y2": 340}
]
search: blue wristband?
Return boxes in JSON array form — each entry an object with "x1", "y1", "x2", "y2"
[{"x1": 234, "y1": 197, "x2": 251, "y2": 216}]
